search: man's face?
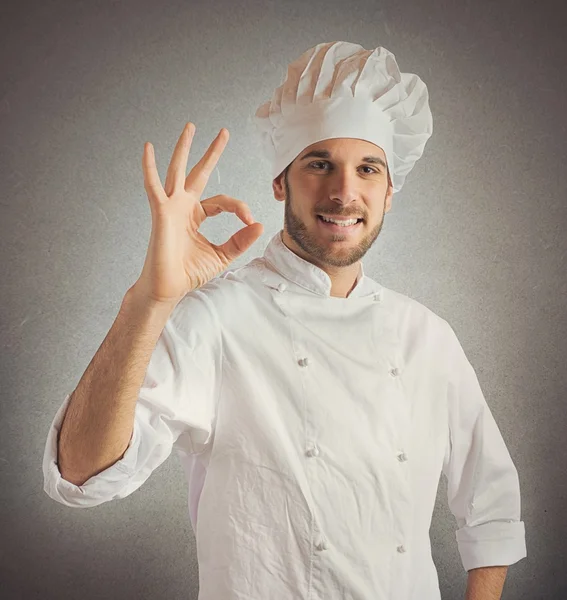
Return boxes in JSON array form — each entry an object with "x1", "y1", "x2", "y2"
[{"x1": 272, "y1": 138, "x2": 394, "y2": 269}]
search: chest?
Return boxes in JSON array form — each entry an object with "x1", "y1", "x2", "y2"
[{"x1": 215, "y1": 294, "x2": 449, "y2": 482}]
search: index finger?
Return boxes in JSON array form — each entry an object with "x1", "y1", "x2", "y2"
[{"x1": 184, "y1": 128, "x2": 229, "y2": 198}]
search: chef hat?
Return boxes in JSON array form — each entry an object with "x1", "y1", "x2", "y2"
[{"x1": 254, "y1": 41, "x2": 433, "y2": 194}]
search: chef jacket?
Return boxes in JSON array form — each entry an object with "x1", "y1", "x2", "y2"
[{"x1": 43, "y1": 229, "x2": 527, "y2": 600}]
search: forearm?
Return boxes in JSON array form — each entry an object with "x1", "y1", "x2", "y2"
[
  {"x1": 465, "y1": 566, "x2": 508, "y2": 600},
  {"x1": 58, "y1": 285, "x2": 177, "y2": 485}
]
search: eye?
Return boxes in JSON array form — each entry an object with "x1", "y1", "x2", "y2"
[{"x1": 310, "y1": 161, "x2": 329, "y2": 170}]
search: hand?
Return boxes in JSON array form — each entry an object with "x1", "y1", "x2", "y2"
[{"x1": 132, "y1": 122, "x2": 264, "y2": 305}]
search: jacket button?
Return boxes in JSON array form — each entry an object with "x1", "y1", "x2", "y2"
[
  {"x1": 277, "y1": 283, "x2": 287, "y2": 292},
  {"x1": 306, "y1": 446, "x2": 319, "y2": 457},
  {"x1": 397, "y1": 545, "x2": 406, "y2": 553},
  {"x1": 298, "y1": 357, "x2": 309, "y2": 367},
  {"x1": 397, "y1": 452, "x2": 408, "y2": 462}
]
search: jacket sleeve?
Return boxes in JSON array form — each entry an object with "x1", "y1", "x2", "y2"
[
  {"x1": 42, "y1": 287, "x2": 222, "y2": 509},
  {"x1": 441, "y1": 323, "x2": 527, "y2": 572}
]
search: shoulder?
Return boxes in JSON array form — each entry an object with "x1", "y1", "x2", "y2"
[
  {"x1": 379, "y1": 284, "x2": 453, "y2": 338},
  {"x1": 172, "y1": 259, "x2": 262, "y2": 326}
]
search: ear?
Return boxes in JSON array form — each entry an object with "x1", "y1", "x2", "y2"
[
  {"x1": 384, "y1": 173, "x2": 394, "y2": 213},
  {"x1": 272, "y1": 171, "x2": 286, "y2": 202}
]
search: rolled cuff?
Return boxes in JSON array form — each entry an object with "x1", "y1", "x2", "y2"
[
  {"x1": 456, "y1": 520, "x2": 527, "y2": 572},
  {"x1": 42, "y1": 393, "x2": 141, "y2": 508}
]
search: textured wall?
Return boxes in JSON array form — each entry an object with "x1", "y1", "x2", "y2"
[{"x1": 2, "y1": 0, "x2": 566, "y2": 598}]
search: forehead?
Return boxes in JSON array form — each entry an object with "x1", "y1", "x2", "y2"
[{"x1": 302, "y1": 137, "x2": 386, "y2": 160}]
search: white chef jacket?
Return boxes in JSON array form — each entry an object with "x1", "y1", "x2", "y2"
[{"x1": 43, "y1": 229, "x2": 527, "y2": 600}]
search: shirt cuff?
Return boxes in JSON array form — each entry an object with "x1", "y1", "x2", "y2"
[
  {"x1": 456, "y1": 520, "x2": 527, "y2": 572},
  {"x1": 42, "y1": 393, "x2": 141, "y2": 508}
]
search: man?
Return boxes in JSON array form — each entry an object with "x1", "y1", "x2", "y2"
[{"x1": 43, "y1": 42, "x2": 526, "y2": 599}]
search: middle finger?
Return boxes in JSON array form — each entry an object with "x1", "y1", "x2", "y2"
[
  {"x1": 164, "y1": 122, "x2": 195, "y2": 196},
  {"x1": 184, "y1": 128, "x2": 229, "y2": 198}
]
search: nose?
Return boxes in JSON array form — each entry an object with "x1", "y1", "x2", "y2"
[{"x1": 328, "y1": 169, "x2": 361, "y2": 210}]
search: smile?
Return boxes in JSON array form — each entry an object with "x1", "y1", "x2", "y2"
[{"x1": 316, "y1": 215, "x2": 363, "y2": 234}]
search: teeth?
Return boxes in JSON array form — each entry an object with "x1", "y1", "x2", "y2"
[{"x1": 320, "y1": 216, "x2": 358, "y2": 226}]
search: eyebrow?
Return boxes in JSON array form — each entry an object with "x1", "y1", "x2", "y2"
[{"x1": 299, "y1": 149, "x2": 387, "y2": 170}]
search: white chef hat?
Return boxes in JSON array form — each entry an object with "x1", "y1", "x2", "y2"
[{"x1": 254, "y1": 41, "x2": 433, "y2": 194}]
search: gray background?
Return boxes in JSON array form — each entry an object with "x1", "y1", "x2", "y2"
[{"x1": 1, "y1": 0, "x2": 566, "y2": 598}]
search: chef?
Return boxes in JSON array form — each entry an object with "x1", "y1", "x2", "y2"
[{"x1": 43, "y1": 41, "x2": 527, "y2": 600}]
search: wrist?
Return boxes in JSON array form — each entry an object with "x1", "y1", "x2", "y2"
[{"x1": 122, "y1": 284, "x2": 181, "y2": 321}]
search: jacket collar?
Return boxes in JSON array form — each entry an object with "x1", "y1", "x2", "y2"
[{"x1": 261, "y1": 229, "x2": 380, "y2": 299}]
